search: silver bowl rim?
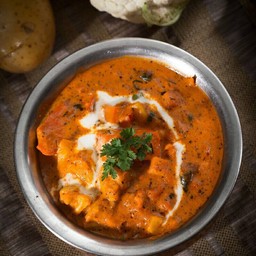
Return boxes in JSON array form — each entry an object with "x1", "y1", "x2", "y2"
[{"x1": 14, "y1": 37, "x2": 242, "y2": 256}]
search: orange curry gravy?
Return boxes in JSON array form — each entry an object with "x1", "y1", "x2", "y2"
[{"x1": 37, "y1": 56, "x2": 223, "y2": 240}]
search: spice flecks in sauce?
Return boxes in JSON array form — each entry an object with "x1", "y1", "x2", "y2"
[
  {"x1": 80, "y1": 90, "x2": 177, "y2": 138},
  {"x1": 68, "y1": 90, "x2": 185, "y2": 217},
  {"x1": 37, "y1": 56, "x2": 223, "y2": 239},
  {"x1": 77, "y1": 90, "x2": 185, "y2": 223}
]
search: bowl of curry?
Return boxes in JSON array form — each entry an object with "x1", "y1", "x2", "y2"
[{"x1": 15, "y1": 38, "x2": 242, "y2": 255}]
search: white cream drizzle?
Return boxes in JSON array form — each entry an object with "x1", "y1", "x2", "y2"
[
  {"x1": 80, "y1": 91, "x2": 178, "y2": 138},
  {"x1": 77, "y1": 133, "x2": 96, "y2": 151},
  {"x1": 80, "y1": 91, "x2": 127, "y2": 130},
  {"x1": 59, "y1": 90, "x2": 186, "y2": 225},
  {"x1": 58, "y1": 173, "x2": 98, "y2": 199},
  {"x1": 163, "y1": 142, "x2": 185, "y2": 224},
  {"x1": 77, "y1": 133, "x2": 98, "y2": 165}
]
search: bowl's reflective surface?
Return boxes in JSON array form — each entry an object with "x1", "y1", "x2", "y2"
[{"x1": 15, "y1": 38, "x2": 242, "y2": 256}]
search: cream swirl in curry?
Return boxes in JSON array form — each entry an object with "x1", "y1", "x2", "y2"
[{"x1": 37, "y1": 56, "x2": 223, "y2": 239}]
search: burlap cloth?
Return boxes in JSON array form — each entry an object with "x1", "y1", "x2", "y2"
[{"x1": 1, "y1": 0, "x2": 256, "y2": 255}]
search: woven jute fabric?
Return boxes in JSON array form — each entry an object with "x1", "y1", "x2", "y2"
[{"x1": 1, "y1": 0, "x2": 256, "y2": 255}]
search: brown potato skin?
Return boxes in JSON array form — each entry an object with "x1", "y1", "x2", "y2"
[{"x1": 0, "y1": 0, "x2": 55, "y2": 73}]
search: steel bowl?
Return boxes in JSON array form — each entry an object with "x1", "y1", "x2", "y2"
[{"x1": 15, "y1": 38, "x2": 242, "y2": 255}]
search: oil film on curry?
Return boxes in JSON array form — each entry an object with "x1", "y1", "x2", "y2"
[{"x1": 36, "y1": 56, "x2": 223, "y2": 240}]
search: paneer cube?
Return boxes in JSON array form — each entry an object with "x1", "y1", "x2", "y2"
[
  {"x1": 59, "y1": 185, "x2": 92, "y2": 214},
  {"x1": 146, "y1": 215, "x2": 163, "y2": 234},
  {"x1": 57, "y1": 139, "x2": 94, "y2": 185}
]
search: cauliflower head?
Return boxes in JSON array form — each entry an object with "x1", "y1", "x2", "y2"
[{"x1": 90, "y1": 0, "x2": 189, "y2": 26}]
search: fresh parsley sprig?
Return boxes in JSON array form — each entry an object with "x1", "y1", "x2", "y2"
[{"x1": 100, "y1": 128, "x2": 152, "y2": 180}]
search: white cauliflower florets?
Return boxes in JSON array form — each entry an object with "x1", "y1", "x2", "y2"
[{"x1": 90, "y1": 0, "x2": 189, "y2": 26}]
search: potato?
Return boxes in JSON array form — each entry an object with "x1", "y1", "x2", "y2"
[{"x1": 0, "y1": 0, "x2": 55, "y2": 73}]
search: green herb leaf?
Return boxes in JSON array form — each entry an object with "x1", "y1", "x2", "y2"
[
  {"x1": 102, "y1": 158, "x2": 117, "y2": 181},
  {"x1": 132, "y1": 92, "x2": 144, "y2": 101},
  {"x1": 73, "y1": 104, "x2": 84, "y2": 111},
  {"x1": 100, "y1": 128, "x2": 153, "y2": 180},
  {"x1": 132, "y1": 94, "x2": 139, "y2": 100},
  {"x1": 140, "y1": 71, "x2": 152, "y2": 82},
  {"x1": 120, "y1": 127, "x2": 134, "y2": 139}
]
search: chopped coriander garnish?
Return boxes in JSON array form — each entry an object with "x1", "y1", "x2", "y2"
[
  {"x1": 100, "y1": 128, "x2": 153, "y2": 180},
  {"x1": 132, "y1": 94, "x2": 139, "y2": 100},
  {"x1": 132, "y1": 92, "x2": 143, "y2": 100},
  {"x1": 140, "y1": 71, "x2": 152, "y2": 82},
  {"x1": 73, "y1": 104, "x2": 84, "y2": 111}
]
